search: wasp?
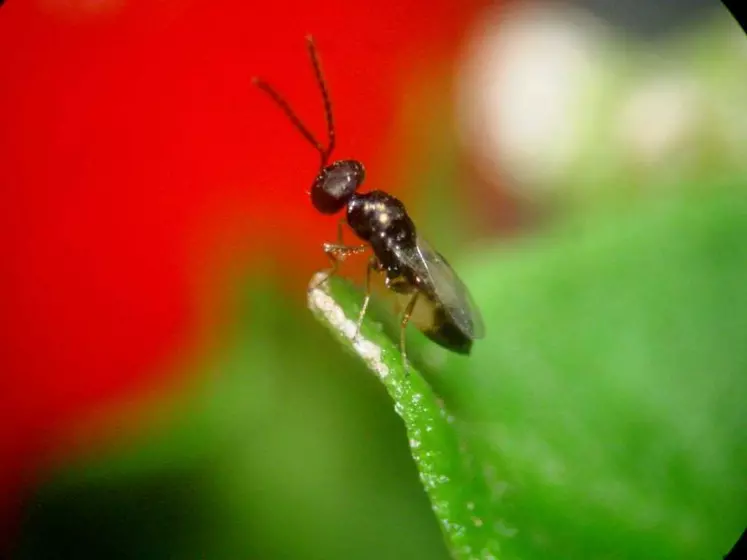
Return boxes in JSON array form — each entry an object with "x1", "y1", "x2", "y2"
[{"x1": 253, "y1": 37, "x2": 485, "y2": 367}]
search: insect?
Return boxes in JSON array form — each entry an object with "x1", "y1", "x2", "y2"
[{"x1": 253, "y1": 36, "x2": 485, "y2": 367}]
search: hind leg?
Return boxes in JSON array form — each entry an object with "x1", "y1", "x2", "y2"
[
  {"x1": 399, "y1": 292, "x2": 420, "y2": 375},
  {"x1": 354, "y1": 256, "x2": 383, "y2": 340}
]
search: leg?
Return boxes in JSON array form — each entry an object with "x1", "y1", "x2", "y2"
[
  {"x1": 400, "y1": 292, "x2": 420, "y2": 375},
  {"x1": 354, "y1": 256, "x2": 381, "y2": 340},
  {"x1": 335, "y1": 218, "x2": 345, "y2": 245},
  {"x1": 308, "y1": 219, "x2": 366, "y2": 292},
  {"x1": 308, "y1": 243, "x2": 367, "y2": 292}
]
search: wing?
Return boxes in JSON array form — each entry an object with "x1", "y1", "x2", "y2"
[{"x1": 393, "y1": 236, "x2": 485, "y2": 340}]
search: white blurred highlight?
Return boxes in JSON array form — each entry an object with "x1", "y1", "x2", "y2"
[
  {"x1": 457, "y1": 2, "x2": 607, "y2": 191},
  {"x1": 456, "y1": 1, "x2": 747, "y2": 198},
  {"x1": 617, "y1": 76, "x2": 703, "y2": 167}
]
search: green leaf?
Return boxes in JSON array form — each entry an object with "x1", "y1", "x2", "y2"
[
  {"x1": 308, "y1": 274, "x2": 503, "y2": 560},
  {"x1": 453, "y1": 186, "x2": 747, "y2": 559},
  {"x1": 309, "y1": 185, "x2": 747, "y2": 560}
]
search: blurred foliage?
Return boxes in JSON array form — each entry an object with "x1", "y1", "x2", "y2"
[
  {"x1": 13, "y1": 281, "x2": 452, "y2": 560},
  {"x1": 442, "y1": 180, "x2": 747, "y2": 559},
  {"x1": 15, "y1": 179, "x2": 746, "y2": 559},
  {"x1": 499, "y1": 11, "x2": 747, "y2": 214}
]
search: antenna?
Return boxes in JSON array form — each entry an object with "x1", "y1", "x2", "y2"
[
  {"x1": 252, "y1": 36, "x2": 336, "y2": 167},
  {"x1": 305, "y1": 36, "x2": 335, "y2": 166}
]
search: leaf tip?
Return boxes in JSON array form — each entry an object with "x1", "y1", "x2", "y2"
[{"x1": 306, "y1": 272, "x2": 392, "y2": 380}]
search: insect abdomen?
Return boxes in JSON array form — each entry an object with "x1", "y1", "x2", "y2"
[{"x1": 397, "y1": 292, "x2": 473, "y2": 355}]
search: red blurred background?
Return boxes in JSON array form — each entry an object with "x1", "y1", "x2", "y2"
[{"x1": 0, "y1": 0, "x2": 492, "y2": 548}]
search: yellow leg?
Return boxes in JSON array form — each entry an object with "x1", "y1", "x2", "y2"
[
  {"x1": 400, "y1": 292, "x2": 419, "y2": 375},
  {"x1": 335, "y1": 218, "x2": 345, "y2": 245},
  {"x1": 354, "y1": 256, "x2": 381, "y2": 340},
  {"x1": 308, "y1": 219, "x2": 366, "y2": 292}
]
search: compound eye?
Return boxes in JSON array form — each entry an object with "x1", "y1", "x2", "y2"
[
  {"x1": 310, "y1": 160, "x2": 365, "y2": 214},
  {"x1": 346, "y1": 160, "x2": 365, "y2": 185}
]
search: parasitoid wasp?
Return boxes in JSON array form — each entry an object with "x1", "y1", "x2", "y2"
[{"x1": 253, "y1": 36, "x2": 485, "y2": 367}]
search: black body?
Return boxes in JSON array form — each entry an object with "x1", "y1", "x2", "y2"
[
  {"x1": 346, "y1": 189, "x2": 475, "y2": 353},
  {"x1": 254, "y1": 38, "x2": 484, "y2": 357}
]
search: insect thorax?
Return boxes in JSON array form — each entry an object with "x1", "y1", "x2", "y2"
[
  {"x1": 346, "y1": 190, "x2": 411, "y2": 235},
  {"x1": 347, "y1": 190, "x2": 416, "y2": 268}
]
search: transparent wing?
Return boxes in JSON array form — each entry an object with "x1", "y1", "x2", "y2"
[{"x1": 393, "y1": 236, "x2": 485, "y2": 340}]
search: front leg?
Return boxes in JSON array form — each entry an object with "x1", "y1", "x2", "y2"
[
  {"x1": 354, "y1": 256, "x2": 383, "y2": 340},
  {"x1": 308, "y1": 219, "x2": 367, "y2": 293}
]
